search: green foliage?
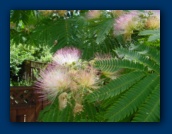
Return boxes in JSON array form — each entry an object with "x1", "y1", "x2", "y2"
[
  {"x1": 10, "y1": 79, "x2": 33, "y2": 86},
  {"x1": 86, "y1": 71, "x2": 146, "y2": 102},
  {"x1": 115, "y1": 47, "x2": 160, "y2": 73},
  {"x1": 86, "y1": 44, "x2": 160, "y2": 122},
  {"x1": 105, "y1": 74, "x2": 159, "y2": 122},
  {"x1": 38, "y1": 99, "x2": 99, "y2": 122},
  {"x1": 132, "y1": 84, "x2": 160, "y2": 122},
  {"x1": 88, "y1": 18, "x2": 114, "y2": 44},
  {"x1": 139, "y1": 29, "x2": 160, "y2": 41},
  {"x1": 10, "y1": 42, "x2": 53, "y2": 86},
  {"x1": 94, "y1": 59, "x2": 148, "y2": 72},
  {"x1": 38, "y1": 102, "x2": 74, "y2": 122},
  {"x1": 10, "y1": 43, "x2": 52, "y2": 76},
  {"x1": 10, "y1": 10, "x2": 38, "y2": 25},
  {"x1": 138, "y1": 29, "x2": 160, "y2": 47},
  {"x1": 10, "y1": 43, "x2": 35, "y2": 77},
  {"x1": 10, "y1": 10, "x2": 40, "y2": 44},
  {"x1": 10, "y1": 10, "x2": 124, "y2": 60}
]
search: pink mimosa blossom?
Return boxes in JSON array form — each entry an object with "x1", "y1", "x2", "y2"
[
  {"x1": 73, "y1": 103, "x2": 83, "y2": 115},
  {"x1": 145, "y1": 10, "x2": 160, "y2": 29},
  {"x1": 72, "y1": 67, "x2": 100, "y2": 90},
  {"x1": 35, "y1": 66, "x2": 71, "y2": 101},
  {"x1": 52, "y1": 47, "x2": 81, "y2": 66},
  {"x1": 114, "y1": 11, "x2": 139, "y2": 35}
]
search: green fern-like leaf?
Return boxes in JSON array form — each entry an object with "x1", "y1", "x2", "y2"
[
  {"x1": 37, "y1": 99, "x2": 74, "y2": 122},
  {"x1": 86, "y1": 71, "x2": 146, "y2": 102},
  {"x1": 94, "y1": 18, "x2": 114, "y2": 44},
  {"x1": 132, "y1": 84, "x2": 160, "y2": 122},
  {"x1": 104, "y1": 73, "x2": 159, "y2": 122},
  {"x1": 139, "y1": 29, "x2": 159, "y2": 36},
  {"x1": 10, "y1": 10, "x2": 37, "y2": 25},
  {"x1": 30, "y1": 19, "x2": 74, "y2": 48},
  {"x1": 129, "y1": 44, "x2": 160, "y2": 65},
  {"x1": 85, "y1": 44, "x2": 160, "y2": 122},
  {"x1": 38, "y1": 99, "x2": 98, "y2": 122},
  {"x1": 73, "y1": 102, "x2": 98, "y2": 122},
  {"x1": 139, "y1": 29, "x2": 160, "y2": 42},
  {"x1": 115, "y1": 47, "x2": 160, "y2": 74},
  {"x1": 95, "y1": 59, "x2": 148, "y2": 72}
]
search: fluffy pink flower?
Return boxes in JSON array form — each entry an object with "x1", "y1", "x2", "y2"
[
  {"x1": 35, "y1": 66, "x2": 71, "y2": 101},
  {"x1": 145, "y1": 10, "x2": 160, "y2": 29},
  {"x1": 52, "y1": 47, "x2": 81, "y2": 66},
  {"x1": 86, "y1": 10, "x2": 101, "y2": 19},
  {"x1": 73, "y1": 103, "x2": 83, "y2": 115},
  {"x1": 114, "y1": 11, "x2": 139, "y2": 35},
  {"x1": 71, "y1": 67, "x2": 100, "y2": 90}
]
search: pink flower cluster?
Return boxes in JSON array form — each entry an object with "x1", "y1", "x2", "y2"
[
  {"x1": 35, "y1": 47, "x2": 81, "y2": 102},
  {"x1": 114, "y1": 11, "x2": 139, "y2": 36},
  {"x1": 114, "y1": 10, "x2": 160, "y2": 40},
  {"x1": 145, "y1": 10, "x2": 160, "y2": 29},
  {"x1": 35, "y1": 46, "x2": 100, "y2": 114}
]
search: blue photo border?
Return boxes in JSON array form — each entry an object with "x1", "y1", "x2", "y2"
[{"x1": 1, "y1": 0, "x2": 171, "y2": 133}]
